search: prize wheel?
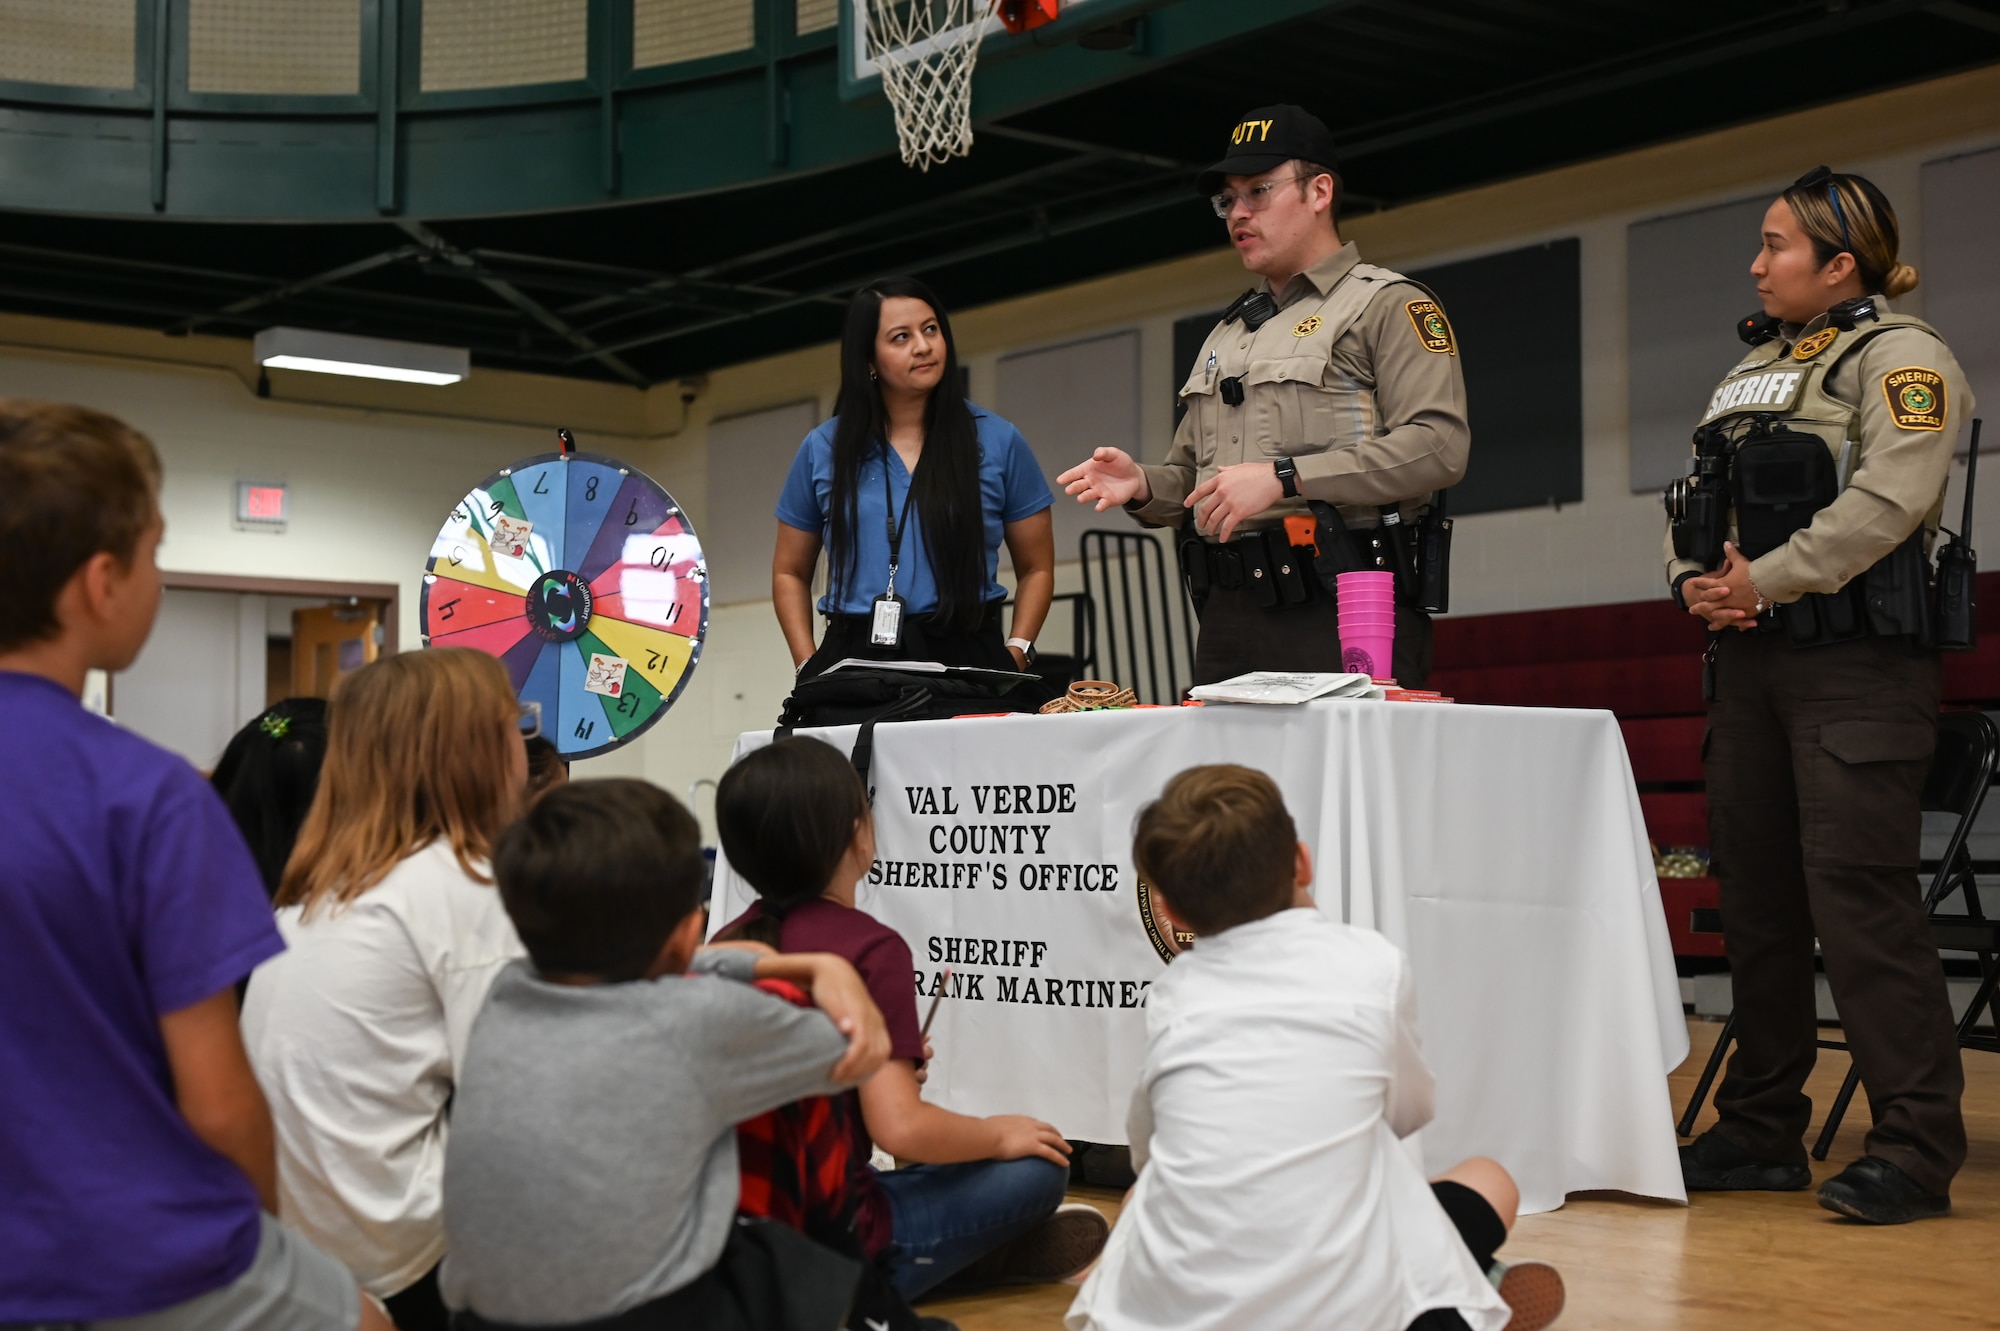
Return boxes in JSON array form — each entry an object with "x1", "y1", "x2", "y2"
[{"x1": 420, "y1": 448, "x2": 708, "y2": 761}]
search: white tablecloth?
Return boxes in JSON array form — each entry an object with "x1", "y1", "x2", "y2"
[{"x1": 707, "y1": 700, "x2": 1690, "y2": 1213}]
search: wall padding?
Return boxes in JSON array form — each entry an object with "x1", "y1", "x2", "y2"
[
  {"x1": 421, "y1": 0, "x2": 588, "y2": 92},
  {"x1": 0, "y1": 0, "x2": 134, "y2": 90},
  {"x1": 188, "y1": 0, "x2": 362, "y2": 96}
]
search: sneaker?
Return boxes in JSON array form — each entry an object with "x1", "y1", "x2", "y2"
[
  {"x1": 1678, "y1": 1129, "x2": 1811, "y2": 1191},
  {"x1": 945, "y1": 1203, "x2": 1110, "y2": 1288},
  {"x1": 1492, "y1": 1260, "x2": 1565, "y2": 1331},
  {"x1": 1816, "y1": 1156, "x2": 1950, "y2": 1224}
]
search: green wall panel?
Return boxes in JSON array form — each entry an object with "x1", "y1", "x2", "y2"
[
  {"x1": 163, "y1": 118, "x2": 377, "y2": 217},
  {"x1": 0, "y1": 108, "x2": 154, "y2": 215}
]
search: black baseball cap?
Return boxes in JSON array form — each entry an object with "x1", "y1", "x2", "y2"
[{"x1": 1196, "y1": 105, "x2": 1340, "y2": 195}]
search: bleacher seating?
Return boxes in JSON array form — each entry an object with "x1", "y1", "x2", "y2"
[{"x1": 1429, "y1": 571, "x2": 2000, "y2": 962}]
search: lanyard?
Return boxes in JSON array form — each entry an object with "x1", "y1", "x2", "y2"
[{"x1": 882, "y1": 447, "x2": 913, "y2": 597}]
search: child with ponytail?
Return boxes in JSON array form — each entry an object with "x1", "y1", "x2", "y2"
[{"x1": 714, "y1": 737, "x2": 1107, "y2": 1301}]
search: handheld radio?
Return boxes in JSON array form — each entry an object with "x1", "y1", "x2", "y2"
[{"x1": 1934, "y1": 417, "x2": 1981, "y2": 651}]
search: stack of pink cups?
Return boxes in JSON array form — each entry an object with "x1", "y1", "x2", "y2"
[{"x1": 1335, "y1": 571, "x2": 1396, "y2": 682}]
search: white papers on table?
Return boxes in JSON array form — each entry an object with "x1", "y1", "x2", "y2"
[{"x1": 1188, "y1": 671, "x2": 1381, "y2": 705}]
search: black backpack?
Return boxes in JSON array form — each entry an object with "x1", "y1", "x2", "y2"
[{"x1": 776, "y1": 667, "x2": 1037, "y2": 731}]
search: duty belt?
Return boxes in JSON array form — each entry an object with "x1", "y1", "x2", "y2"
[
  {"x1": 1177, "y1": 521, "x2": 1411, "y2": 613},
  {"x1": 1740, "y1": 529, "x2": 1935, "y2": 649}
]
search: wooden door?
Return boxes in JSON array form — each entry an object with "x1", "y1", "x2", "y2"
[{"x1": 292, "y1": 600, "x2": 386, "y2": 698}]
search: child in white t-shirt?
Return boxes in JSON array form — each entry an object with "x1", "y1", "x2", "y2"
[{"x1": 1066, "y1": 764, "x2": 1564, "y2": 1331}]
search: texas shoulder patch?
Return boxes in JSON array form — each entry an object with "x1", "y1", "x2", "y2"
[
  {"x1": 1404, "y1": 299, "x2": 1456, "y2": 355},
  {"x1": 1882, "y1": 367, "x2": 1948, "y2": 431}
]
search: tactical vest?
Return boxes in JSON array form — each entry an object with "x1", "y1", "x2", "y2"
[
  {"x1": 1179, "y1": 262, "x2": 1437, "y2": 530},
  {"x1": 1698, "y1": 310, "x2": 1947, "y2": 645}
]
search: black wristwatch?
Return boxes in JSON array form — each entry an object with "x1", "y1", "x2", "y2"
[{"x1": 1273, "y1": 457, "x2": 1300, "y2": 499}]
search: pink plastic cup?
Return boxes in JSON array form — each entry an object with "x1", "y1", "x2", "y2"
[
  {"x1": 1338, "y1": 604, "x2": 1395, "y2": 621},
  {"x1": 1338, "y1": 610, "x2": 1398, "y2": 629},
  {"x1": 1341, "y1": 636, "x2": 1394, "y2": 679},
  {"x1": 1336, "y1": 571, "x2": 1395, "y2": 602}
]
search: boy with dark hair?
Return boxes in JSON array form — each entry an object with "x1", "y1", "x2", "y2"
[
  {"x1": 1067, "y1": 765, "x2": 1564, "y2": 1331},
  {"x1": 440, "y1": 778, "x2": 896, "y2": 1328},
  {"x1": 0, "y1": 400, "x2": 389, "y2": 1329}
]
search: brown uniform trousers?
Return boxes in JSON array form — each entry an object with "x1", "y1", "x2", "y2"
[
  {"x1": 1705, "y1": 627, "x2": 1965, "y2": 1193},
  {"x1": 1190, "y1": 580, "x2": 1433, "y2": 689}
]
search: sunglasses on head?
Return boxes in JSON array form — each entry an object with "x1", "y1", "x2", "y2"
[{"x1": 1794, "y1": 165, "x2": 1853, "y2": 258}]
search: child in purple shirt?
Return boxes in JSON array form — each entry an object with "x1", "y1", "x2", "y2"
[{"x1": 0, "y1": 400, "x2": 387, "y2": 1330}]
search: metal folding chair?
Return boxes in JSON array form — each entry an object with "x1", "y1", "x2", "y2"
[
  {"x1": 1809, "y1": 709, "x2": 2000, "y2": 1157},
  {"x1": 1077, "y1": 529, "x2": 1198, "y2": 705},
  {"x1": 1676, "y1": 710, "x2": 2000, "y2": 1147}
]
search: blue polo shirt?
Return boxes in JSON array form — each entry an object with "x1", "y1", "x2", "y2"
[{"x1": 776, "y1": 405, "x2": 1053, "y2": 617}]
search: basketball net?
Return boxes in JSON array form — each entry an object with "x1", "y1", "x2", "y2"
[{"x1": 866, "y1": 0, "x2": 996, "y2": 171}]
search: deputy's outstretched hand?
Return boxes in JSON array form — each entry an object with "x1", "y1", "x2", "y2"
[{"x1": 1058, "y1": 447, "x2": 1149, "y2": 511}]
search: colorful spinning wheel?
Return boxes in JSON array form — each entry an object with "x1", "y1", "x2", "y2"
[{"x1": 420, "y1": 445, "x2": 708, "y2": 760}]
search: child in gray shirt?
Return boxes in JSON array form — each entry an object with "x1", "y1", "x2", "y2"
[{"x1": 439, "y1": 779, "x2": 891, "y2": 1326}]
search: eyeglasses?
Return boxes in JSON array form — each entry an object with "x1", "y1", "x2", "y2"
[
  {"x1": 1794, "y1": 165, "x2": 1853, "y2": 257},
  {"x1": 1209, "y1": 173, "x2": 1312, "y2": 220},
  {"x1": 517, "y1": 700, "x2": 542, "y2": 739}
]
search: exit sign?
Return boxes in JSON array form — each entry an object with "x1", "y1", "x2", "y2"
[{"x1": 235, "y1": 481, "x2": 288, "y2": 531}]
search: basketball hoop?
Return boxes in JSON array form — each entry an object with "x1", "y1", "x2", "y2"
[{"x1": 867, "y1": 0, "x2": 1059, "y2": 171}]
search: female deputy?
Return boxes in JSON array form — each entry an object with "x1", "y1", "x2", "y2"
[
  {"x1": 773, "y1": 277, "x2": 1055, "y2": 681},
  {"x1": 1668, "y1": 168, "x2": 1975, "y2": 1223}
]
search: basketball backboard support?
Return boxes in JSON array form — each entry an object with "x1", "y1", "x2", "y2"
[{"x1": 837, "y1": 0, "x2": 1149, "y2": 101}]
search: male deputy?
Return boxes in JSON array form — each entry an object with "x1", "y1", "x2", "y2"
[{"x1": 1058, "y1": 106, "x2": 1469, "y2": 687}]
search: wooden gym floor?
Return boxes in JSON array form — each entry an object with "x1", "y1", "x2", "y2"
[{"x1": 923, "y1": 1017, "x2": 2000, "y2": 1329}]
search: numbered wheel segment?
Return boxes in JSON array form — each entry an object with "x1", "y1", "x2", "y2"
[{"x1": 420, "y1": 451, "x2": 708, "y2": 760}]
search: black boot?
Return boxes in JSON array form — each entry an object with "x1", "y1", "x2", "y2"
[
  {"x1": 1816, "y1": 1156, "x2": 1950, "y2": 1224},
  {"x1": 1679, "y1": 1129, "x2": 1811, "y2": 1191}
]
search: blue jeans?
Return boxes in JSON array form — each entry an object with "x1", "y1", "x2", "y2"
[{"x1": 875, "y1": 1157, "x2": 1068, "y2": 1300}]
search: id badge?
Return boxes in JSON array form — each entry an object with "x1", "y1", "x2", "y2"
[{"x1": 870, "y1": 593, "x2": 905, "y2": 648}]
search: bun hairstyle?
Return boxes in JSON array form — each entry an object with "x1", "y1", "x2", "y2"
[
  {"x1": 1781, "y1": 168, "x2": 1919, "y2": 298},
  {"x1": 711, "y1": 737, "x2": 871, "y2": 949}
]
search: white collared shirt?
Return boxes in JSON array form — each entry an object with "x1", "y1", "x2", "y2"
[{"x1": 1066, "y1": 908, "x2": 1508, "y2": 1331}]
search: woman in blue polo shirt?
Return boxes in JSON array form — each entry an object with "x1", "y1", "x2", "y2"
[{"x1": 773, "y1": 277, "x2": 1055, "y2": 682}]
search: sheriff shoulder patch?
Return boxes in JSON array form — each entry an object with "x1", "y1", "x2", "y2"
[
  {"x1": 1404, "y1": 299, "x2": 1455, "y2": 355},
  {"x1": 1882, "y1": 367, "x2": 1948, "y2": 431},
  {"x1": 1292, "y1": 315, "x2": 1322, "y2": 337},
  {"x1": 1791, "y1": 327, "x2": 1839, "y2": 361}
]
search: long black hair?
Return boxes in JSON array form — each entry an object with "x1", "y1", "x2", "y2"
[
  {"x1": 711, "y1": 738, "x2": 870, "y2": 950},
  {"x1": 827, "y1": 277, "x2": 988, "y2": 633},
  {"x1": 210, "y1": 697, "x2": 329, "y2": 898}
]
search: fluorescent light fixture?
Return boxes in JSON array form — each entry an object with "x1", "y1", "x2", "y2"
[{"x1": 254, "y1": 326, "x2": 468, "y2": 386}]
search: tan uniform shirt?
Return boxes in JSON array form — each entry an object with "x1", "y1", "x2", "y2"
[
  {"x1": 1130, "y1": 241, "x2": 1471, "y2": 535},
  {"x1": 1663, "y1": 300, "x2": 1977, "y2": 602}
]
